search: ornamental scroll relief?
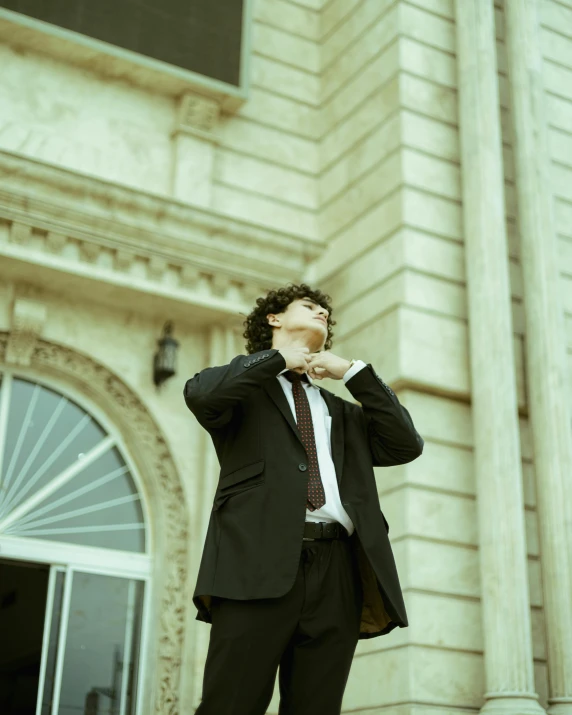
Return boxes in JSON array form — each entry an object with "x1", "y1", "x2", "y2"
[{"x1": 0, "y1": 334, "x2": 190, "y2": 715}]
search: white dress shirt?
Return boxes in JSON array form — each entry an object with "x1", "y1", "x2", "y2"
[{"x1": 277, "y1": 359, "x2": 367, "y2": 537}]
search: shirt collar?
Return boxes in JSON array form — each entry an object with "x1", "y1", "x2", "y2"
[{"x1": 278, "y1": 367, "x2": 316, "y2": 387}]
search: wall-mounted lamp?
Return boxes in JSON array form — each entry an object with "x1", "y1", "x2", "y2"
[{"x1": 153, "y1": 321, "x2": 179, "y2": 387}]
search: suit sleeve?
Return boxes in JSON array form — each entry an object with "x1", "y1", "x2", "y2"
[
  {"x1": 344, "y1": 363, "x2": 424, "y2": 466},
  {"x1": 183, "y1": 348, "x2": 287, "y2": 429}
]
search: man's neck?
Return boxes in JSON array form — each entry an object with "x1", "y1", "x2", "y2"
[{"x1": 278, "y1": 366, "x2": 316, "y2": 386}]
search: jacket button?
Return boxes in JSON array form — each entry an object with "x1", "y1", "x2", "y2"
[{"x1": 298, "y1": 463, "x2": 307, "y2": 471}]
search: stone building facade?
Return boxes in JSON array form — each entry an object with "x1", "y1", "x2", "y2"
[{"x1": 0, "y1": 0, "x2": 571, "y2": 714}]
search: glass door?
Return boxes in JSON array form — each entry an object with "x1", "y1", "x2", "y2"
[
  {"x1": 0, "y1": 559, "x2": 50, "y2": 715},
  {"x1": 0, "y1": 558, "x2": 145, "y2": 715},
  {"x1": 40, "y1": 567, "x2": 145, "y2": 715}
]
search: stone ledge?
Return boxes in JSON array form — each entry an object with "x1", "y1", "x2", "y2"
[
  {"x1": 0, "y1": 150, "x2": 320, "y2": 262},
  {"x1": 0, "y1": 150, "x2": 323, "y2": 321}
]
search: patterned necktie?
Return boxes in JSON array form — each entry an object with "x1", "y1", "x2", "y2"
[{"x1": 283, "y1": 370, "x2": 326, "y2": 511}]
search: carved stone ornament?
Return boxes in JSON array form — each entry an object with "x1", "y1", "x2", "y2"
[
  {"x1": 115, "y1": 248, "x2": 135, "y2": 272},
  {"x1": 148, "y1": 255, "x2": 168, "y2": 281},
  {"x1": 9, "y1": 222, "x2": 32, "y2": 245},
  {"x1": 177, "y1": 93, "x2": 220, "y2": 136},
  {"x1": 79, "y1": 241, "x2": 101, "y2": 263},
  {"x1": 5, "y1": 297, "x2": 48, "y2": 366},
  {"x1": 45, "y1": 231, "x2": 67, "y2": 254},
  {"x1": 0, "y1": 334, "x2": 190, "y2": 715},
  {"x1": 210, "y1": 273, "x2": 229, "y2": 298},
  {"x1": 179, "y1": 264, "x2": 201, "y2": 289}
]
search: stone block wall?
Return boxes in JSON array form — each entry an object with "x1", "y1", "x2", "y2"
[
  {"x1": 1, "y1": 0, "x2": 571, "y2": 712},
  {"x1": 315, "y1": 3, "x2": 485, "y2": 711}
]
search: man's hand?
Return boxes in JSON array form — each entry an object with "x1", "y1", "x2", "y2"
[
  {"x1": 307, "y1": 351, "x2": 351, "y2": 380},
  {"x1": 278, "y1": 346, "x2": 311, "y2": 373}
]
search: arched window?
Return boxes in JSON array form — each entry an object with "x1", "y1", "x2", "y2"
[{"x1": 0, "y1": 371, "x2": 151, "y2": 715}]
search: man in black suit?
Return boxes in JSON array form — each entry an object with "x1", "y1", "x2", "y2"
[{"x1": 184, "y1": 283, "x2": 424, "y2": 715}]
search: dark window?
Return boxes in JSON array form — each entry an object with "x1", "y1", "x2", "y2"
[{"x1": 0, "y1": 0, "x2": 244, "y2": 86}]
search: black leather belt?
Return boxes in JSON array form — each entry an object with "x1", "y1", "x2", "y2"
[{"x1": 303, "y1": 521, "x2": 349, "y2": 540}]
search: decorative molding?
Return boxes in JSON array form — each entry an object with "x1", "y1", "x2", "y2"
[
  {"x1": 211, "y1": 273, "x2": 230, "y2": 298},
  {"x1": 179, "y1": 264, "x2": 201, "y2": 289},
  {"x1": 79, "y1": 241, "x2": 100, "y2": 263},
  {"x1": 10, "y1": 221, "x2": 31, "y2": 245},
  {"x1": 115, "y1": 248, "x2": 135, "y2": 272},
  {"x1": 0, "y1": 149, "x2": 318, "y2": 316},
  {"x1": 0, "y1": 150, "x2": 315, "y2": 261},
  {"x1": 45, "y1": 231, "x2": 67, "y2": 254},
  {"x1": 148, "y1": 256, "x2": 168, "y2": 281},
  {"x1": 5, "y1": 296, "x2": 48, "y2": 366},
  {"x1": 0, "y1": 334, "x2": 190, "y2": 715},
  {"x1": 170, "y1": 92, "x2": 220, "y2": 206},
  {"x1": 174, "y1": 92, "x2": 221, "y2": 142}
]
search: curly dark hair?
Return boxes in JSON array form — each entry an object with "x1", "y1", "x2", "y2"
[{"x1": 242, "y1": 282, "x2": 336, "y2": 355}]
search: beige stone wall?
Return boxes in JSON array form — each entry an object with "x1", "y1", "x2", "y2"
[
  {"x1": 214, "y1": 0, "x2": 320, "y2": 237},
  {"x1": 317, "y1": 2, "x2": 481, "y2": 712},
  {"x1": 313, "y1": 1, "x2": 545, "y2": 713},
  {"x1": 0, "y1": 0, "x2": 321, "y2": 239},
  {"x1": 0, "y1": 42, "x2": 176, "y2": 194},
  {"x1": 1, "y1": 0, "x2": 570, "y2": 712}
]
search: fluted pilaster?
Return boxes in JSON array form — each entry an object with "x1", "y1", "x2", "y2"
[
  {"x1": 504, "y1": 2, "x2": 572, "y2": 714},
  {"x1": 455, "y1": 2, "x2": 545, "y2": 714}
]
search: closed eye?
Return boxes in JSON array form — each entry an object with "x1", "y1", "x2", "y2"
[{"x1": 305, "y1": 303, "x2": 328, "y2": 319}]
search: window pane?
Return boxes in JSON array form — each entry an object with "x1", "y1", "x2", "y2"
[
  {"x1": 0, "y1": 377, "x2": 147, "y2": 554},
  {"x1": 14, "y1": 448, "x2": 146, "y2": 553},
  {"x1": 1, "y1": 379, "x2": 106, "y2": 513},
  {"x1": 58, "y1": 572, "x2": 144, "y2": 715}
]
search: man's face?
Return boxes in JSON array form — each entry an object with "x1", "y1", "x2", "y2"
[{"x1": 267, "y1": 297, "x2": 329, "y2": 351}]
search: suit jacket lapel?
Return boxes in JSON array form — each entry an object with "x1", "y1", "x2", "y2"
[
  {"x1": 263, "y1": 380, "x2": 345, "y2": 487},
  {"x1": 263, "y1": 378, "x2": 303, "y2": 447}
]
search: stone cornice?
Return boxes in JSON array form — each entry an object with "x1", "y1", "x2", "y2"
[{"x1": 0, "y1": 150, "x2": 322, "y2": 316}]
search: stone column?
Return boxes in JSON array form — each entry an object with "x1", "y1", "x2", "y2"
[
  {"x1": 171, "y1": 92, "x2": 220, "y2": 208},
  {"x1": 454, "y1": 2, "x2": 545, "y2": 715},
  {"x1": 504, "y1": 2, "x2": 572, "y2": 714}
]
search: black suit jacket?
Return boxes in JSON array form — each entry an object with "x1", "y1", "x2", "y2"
[{"x1": 183, "y1": 348, "x2": 424, "y2": 638}]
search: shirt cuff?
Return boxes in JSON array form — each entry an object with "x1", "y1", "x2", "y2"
[{"x1": 343, "y1": 359, "x2": 367, "y2": 383}]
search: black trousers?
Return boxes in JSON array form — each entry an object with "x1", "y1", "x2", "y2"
[{"x1": 195, "y1": 532, "x2": 363, "y2": 715}]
